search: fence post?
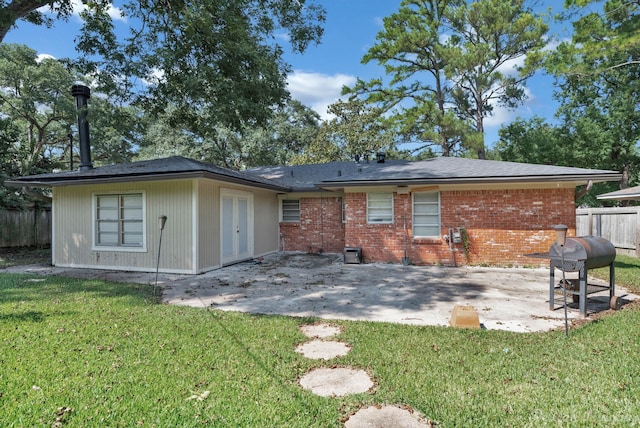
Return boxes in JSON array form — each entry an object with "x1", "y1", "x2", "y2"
[{"x1": 636, "y1": 207, "x2": 640, "y2": 258}]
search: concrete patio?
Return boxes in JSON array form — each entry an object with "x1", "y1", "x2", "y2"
[{"x1": 7, "y1": 252, "x2": 635, "y2": 333}]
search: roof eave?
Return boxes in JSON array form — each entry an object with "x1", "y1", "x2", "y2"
[
  {"x1": 5, "y1": 171, "x2": 291, "y2": 192},
  {"x1": 597, "y1": 194, "x2": 640, "y2": 201},
  {"x1": 316, "y1": 173, "x2": 623, "y2": 189}
]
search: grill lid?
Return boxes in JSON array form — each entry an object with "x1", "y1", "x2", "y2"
[{"x1": 548, "y1": 236, "x2": 616, "y2": 269}]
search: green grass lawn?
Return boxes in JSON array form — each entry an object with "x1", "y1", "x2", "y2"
[{"x1": 1, "y1": 256, "x2": 640, "y2": 426}]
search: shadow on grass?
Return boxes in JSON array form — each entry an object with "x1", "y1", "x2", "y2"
[{"x1": 0, "y1": 310, "x2": 46, "y2": 322}]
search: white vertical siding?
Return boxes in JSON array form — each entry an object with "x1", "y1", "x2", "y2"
[
  {"x1": 254, "y1": 190, "x2": 280, "y2": 256},
  {"x1": 197, "y1": 180, "x2": 220, "y2": 271},
  {"x1": 53, "y1": 180, "x2": 195, "y2": 273},
  {"x1": 51, "y1": 177, "x2": 282, "y2": 274}
]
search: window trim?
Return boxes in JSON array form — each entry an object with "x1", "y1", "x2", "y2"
[
  {"x1": 92, "y1": 191, "x2": 147, "y2": 252},
  {"x1": 367, "y1": 192, "x2": 394, "y2": 224},
  {"x1": 281, "y1": 198, "x2": 300, "y2": 223},
  {"x1": 412, "y1": 191, "x2": 441, "y2": 238}
]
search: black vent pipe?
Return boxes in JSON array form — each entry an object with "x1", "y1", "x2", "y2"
[{"x1": 71, "y1": 84, "x2": 93, "y2": 171}]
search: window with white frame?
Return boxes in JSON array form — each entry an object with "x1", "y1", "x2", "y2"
[
  {"x1": 367, "y1": 192, "x2": 393, "y2": 223},
  {"x1": 95, "y1": 193, "x2": 144, "y2": 247},
  {"x1": 281, "y1": 199, "x2": 300, "y2": 222},
  {"x1": 412, "y1": 192, "x2": 440, "y2": 237}
]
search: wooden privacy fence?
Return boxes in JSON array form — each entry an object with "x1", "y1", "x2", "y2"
[
  {"x1": 0, "y1": 206, "x2": 51, "y2": 248},
  {"x1": 576, "y1": 207, "x2": 640, "y2": 257}
]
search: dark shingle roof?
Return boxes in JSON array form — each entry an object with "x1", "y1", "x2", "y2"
[
  {"x1": 247, "y1": 157, "x2": 622, "y2": 191},
  {"x1": 5, "y1": 156, "x2": 289, "y2": 191},
  {"x1": 7, "y1": 156, "x2": 622, "y2": 192}
]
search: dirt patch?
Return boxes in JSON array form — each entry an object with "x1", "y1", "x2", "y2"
[
  {"x1": 0, "y1": 247, "x2": 51, "y2": 269},
  {"x1": 266, "y1": 252, "x2": 339, "y2": 269}
]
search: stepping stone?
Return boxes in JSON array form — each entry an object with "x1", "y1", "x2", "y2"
[
  {"x1": 300, "y1": 323, "x2": 341, "y2": 338},
  {"x1": 299, "y1": 367, "x2": 373, "y2": 397},
  {"x1": 344, "y1": 405, "x2": 434, "y2": 428},
  {"x1": 295, "y1": 339, "x2": 350, "y2": 360}
]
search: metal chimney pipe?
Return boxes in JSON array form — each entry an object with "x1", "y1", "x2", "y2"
[{"x1": 71, "y1": 84, "x2": 93, "y2": 171}]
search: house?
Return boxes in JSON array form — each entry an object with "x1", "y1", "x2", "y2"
[{"x1": 7, "y1": 154, "x2": 622, "y2": 274}]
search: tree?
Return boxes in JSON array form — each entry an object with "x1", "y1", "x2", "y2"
[
  {"x1": 0, "y1": 1, "x2": 76, "y2": 42},
  {"x1": 0, "y1": 43, "x2": 77, "y2": 176},
  {"x1": 241, "y1": 100, "x2": 322, "y2": 167},
  {"x1": 0, "y1": 43, "x2": 142, "y2": 205},
  {"x1": 0, "y1": 116, "x2": 28, "y2": 207},
  {"x1": 496, "y1": 117, "x2": 568, "y2": 165},
  {"x1": 136, "y1": 100, "x2": 321, "y2": 169},
  {"x1": 546, "y1": 0, "x2": 640, "y2": 76},
  {"x1": 496, "y1": 118, "x2": 610, "y2": 206},
  {"x1": 0, "y1": 1, "x2": 325, "y2": 142},
  {"x1": 345, "y1": 0, "x2": 547, "y2": 159},
  {"x1": 293, "y1": 98, "x2": 399, "y2": 164},
  {"x1": 447, "y1": 0, "x2": 548, "y2": 159},
  {"x1": 541, "y1": 0, "x2": 640, "y2": 204}
]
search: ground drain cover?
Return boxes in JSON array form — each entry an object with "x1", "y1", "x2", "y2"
[
  {"x1": 299, "y1": 367, "x2": 373, "y2": 397},
  {"x1": 300, "y1": 323, "x2": 341, "y2": 338},
  {"x1": 344, "y1": 405, "x2": 434, "y2": 428},
  {"x1": 295, "y1": 340, "x2": 350, "y2": 360}
]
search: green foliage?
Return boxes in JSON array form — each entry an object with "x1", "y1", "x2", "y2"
[
  {"x1": 0, "y1": 44, "x2": 142, "y2": 206},
  {"x1": 0, "y1": 44, "x2": 77, "y2": 174},
  {"x1": 0, "y1": 1, "x2": 76, "y2": 42},
  {"x1": 70, "y1": 0, "x2": 325, "y2": 139},
  {"x1": 1, "y1": 1, "x2": 326, "y2": 166},
  {"x1": 496, "y1": 117, "x2": 568, "y2": 165},
  {"x1": 502, "y1": 0, "x2": 640, "y2": 206},
  {"x1": 136, "y1": 100, "x2": 321, "y2": 169},
  {"x1": 549, "y1": 0, "x2": 640, "y2": 76},
  {"x1": 344, "y1": 0, "x2": 548, "y2": 159},
  {"x1": 496, "y1": 116, "x2": 633, "y2": 207},
  {"x1": 294, "y1": 98, "x2": 397, "y2": 164}
]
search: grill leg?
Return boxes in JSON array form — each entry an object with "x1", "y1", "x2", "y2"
[
  {"x1": 579, "y1": 267, "x2": 587, "y2": 317},
  {"x1": 610, "y1": 263, "x2": 615, "y2": 299},
  {"x1": 549, "y1": 263, "x2": 555, "y2": 311}
]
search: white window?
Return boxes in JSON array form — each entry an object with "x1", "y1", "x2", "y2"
[
  {"x1": 341, "y1": 197, "x2": 346, "y2": 223},
  {"x1": 367, "y1": 193, "x2": 393, "y2": 224},
  {"x1": 281, "y1": 199, "x2": 300, "y2": 222},
  {"x1": 95, "y1": 193, "x2": 144, "y2": 248},
  {"x1": 413, "y1": 192, "x2": 440, "y2": 237}
]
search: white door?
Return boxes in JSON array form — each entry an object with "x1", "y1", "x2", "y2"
[{"x1": 221, "y1": 190, "x2": 253, "y2": 264}]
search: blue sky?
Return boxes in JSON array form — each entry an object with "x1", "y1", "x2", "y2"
[{"x1": 4, "y1": 0, "x2": 570, "y2": 149}]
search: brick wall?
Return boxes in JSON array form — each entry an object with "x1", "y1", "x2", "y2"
[
  {"x1": 343, "y1": 188, "x2": 576, "y2": 266},
  {"x1": 279, "y1": 196, "x2": 345, "y2": 253}
]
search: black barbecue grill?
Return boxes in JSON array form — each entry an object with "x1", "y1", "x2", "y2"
[{"x1": 530, "y1": 236, "x2": 617, "y2": 317}]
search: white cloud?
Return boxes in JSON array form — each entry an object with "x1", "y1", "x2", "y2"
[
  {"x1": 36, "y1": 53, "x2": 56, "y2": 63},
  {"x1": 484, "y1": 87, "x2": 535, "y2": 128},
  {"x1": 287, "y1": 70, "x2": 356, "y2": 120},
  {"x1": 39, "y1": 0, "x2": 126, "y2": 22},
  {"x1": 496, "y1": 56, "x2": 525, "y2": 78}
]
